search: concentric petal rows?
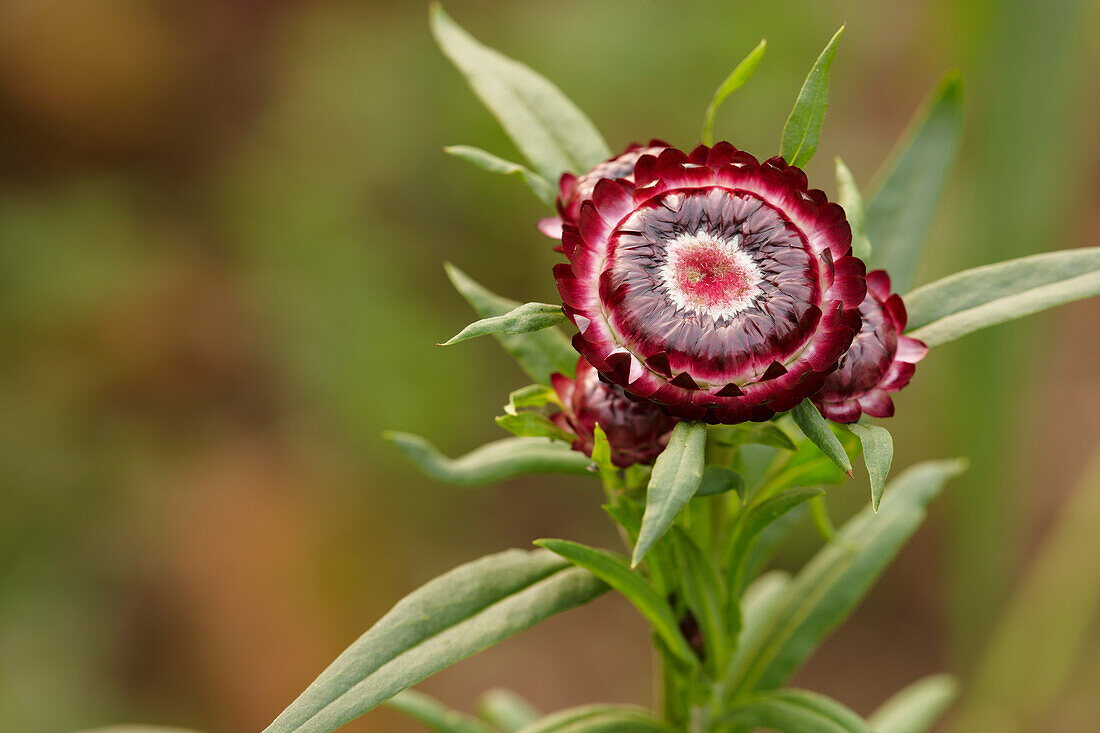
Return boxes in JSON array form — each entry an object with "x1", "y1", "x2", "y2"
[
  {"x1": 813, "y1": 270, "x2": 929, "y2": 422},
  {"x1": 539, "y1": 140, "x2": 668, "y2": 241},
  {"x1": 554, "y1": 142, "x2": 866, "y2": 424},
  {"x1": 549, "y1": 358, "x2": 678, "y2": 467}
]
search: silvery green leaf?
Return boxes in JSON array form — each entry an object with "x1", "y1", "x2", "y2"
[
  {"x1": 445, "y1": 145, "x2": 557, "y2": 208},
  {"x1": 791, "y1": 400, "x2": 853, "y2": 476},
  {"x1": 905, "y1": 247, "x2": 1100, "y2": 347},
  {"x1": 515, "y1": 705, "x2": 672, "y2": 733},
  {"x1": 535, "y1": 539, "x2": 698, "y2": 669},
  {"x1": 477, "y1": 689, "x2": 540, "y2": 732},
  {"x1": 442, "y1": 302, "x2": 566, "y2": 346},
  {"x1": 386, "y1": 690, "x2": 495, "y2": 733},
  {"x1": 869, "y1": 674, "x2": 959, "y2": 733},
  {"x1": 865, "y1": 72, "x2": 963, "y2": 293},
  {"x1": 632, "y1": 421, "x2": 708, "y2": 567},
  {"x1": 264, "y1": 549, "x2": 606, "y2": 733},
  {"x1": 836, "y1": 157, "x2": 871, "y2": 261},
  {"x1": 848, "y1": 421, "x2": 894, "y2": 512},
  {"x1": 430, "y1": 4, "x2": 610, "y2": 182},
  {"x1": 385, "y1": 432, "x2": 591, "y2": 486},
  {"x1": 445, "y1": 263, "x2": 576, "y2": 383},
  {"x1": 722, "y1": 460, "x2": 966, "y2": 697}
]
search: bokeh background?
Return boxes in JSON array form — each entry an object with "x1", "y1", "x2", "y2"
[{"x1": 1, "y1": 1, "x2": 1098, "y2": 731}]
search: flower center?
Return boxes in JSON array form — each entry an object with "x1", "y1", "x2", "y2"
[{"x1": 660, "y1": 230, "x2": 762, "y2": 319}]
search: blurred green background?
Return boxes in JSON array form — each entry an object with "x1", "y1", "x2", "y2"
[{"x1": 1, "y1": 1, "x2": 1097, "y2": 731}]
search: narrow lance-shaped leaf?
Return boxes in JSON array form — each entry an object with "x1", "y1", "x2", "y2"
[
  {"x1": 263, "y1": 549, "x2": 607, "y2": 733},
  {"x1": 477, "y1": 689, "x2": 540, "y2": 732},
  {"x1": 848, "y1": 421, "x2": 894, "y2": 512},
  {"x1": 430, "y1": 3, "x2": 610, "y2": 183},
  {"x1": 701, "y1": 39, "x2": 767, "y2": 146},
  {"x1": 780, "y1": 26, "x2": 844, "y2": 168},
  {"x1": 723, "y1": 459, "x2": 966, "y2": 697},
  {"x1": 494, "y1": 412, "x2": 574, "y2": 443},
  {"x1": 809, "y1": 494, "x2": 839, "y2": 543},
  {"x1": 444, "y1": 145, "x2": 557, "y2": 208},
  {"x1": 632, "y1": 421, "x2": 708, "y2": 567},
  {"x1": 695, "y1": 465, "x2": 745, "y2": 499},
  {"x1": 386, "y1": 690, "x2": 495, "y2": 733},
  {"x1": 835, "y1": 157, "x2": 871, "y2": 260},
  {"x1": 904, "y1": 247, "x2": 1100, "y2": 347},
  {"x1": 866, "y1": 72, "x2": 963, "y2": 293},
  {"x1": 791, "y1": 400, "x2": 853, "y2": 476},
  {"x1": 444, "y1": 263, "x2": 576, "y2": 383},
  {"x1": 709, "y1": 422, "x2": 797, "y2": 451},
  {"x1": 504, "y1": 384, "x2": 560, "y2": 414},
  {"x1": 384, "y1": 432, "x2": 591, "y2": 486},
  {"x1": 442, "y1": 302, "x2": 566, "y2": 346},
  {"x1": 725, "y1": 488, "x2": 824, "y2": 605},
  {"x1": 515, "y1": 705, "x2": 673, "y2": 733},
  {"x1": 534, "y1": 539, "x2": 699, "y2": 669},
  {"x1": 669, "y1": 527, "x2": 729, "y2": 673},
  {"x1": 723, "y1": 689, "x2": 873, "y2": 733},
  {"x1": 869, "y1": 674, "x2": 959, "y2": 733}
]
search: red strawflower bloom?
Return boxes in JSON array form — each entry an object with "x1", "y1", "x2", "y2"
[
  {"x1": 538, "y1": 140, "x2": 668, "y2": 239},
  {"x1": 554, "y1": 143, "x2": 866, "y2": 424},
  {"x1": 812, "y1": 270, "x2": 928, "y2": 422},
  {"x1": 550, "y1": 357, "x2": 678, "y2": 468}
]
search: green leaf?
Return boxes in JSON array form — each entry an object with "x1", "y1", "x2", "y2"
[
  {"x1": 669, "y1": 527, "x2": 729, "y2": 673},
  {"x1": 866, "y1": 72, "x2": 963, "y2": 293},
  {"x1": 723, "y1": 459, "x2": 966, "y2": 697},
  {"x1": 725, "y1": 488, "x2": 824, "y2": 601},
  {"x1": 515, "y1": 705, "x2": 672, "y2": 733},
  {"x1": 477, "y1": 689, "x2": 540, "y2": 732},
  {"x1": 701, "y1": 39, "x2": 767, "y2": 146},
  {"x1": 445, "y1": 145, "x2": 557, "y2": 208},
  {"x1": 848, "y1": 422, "x2": 894, "y2": 512},
  {"x1": 724, "y1": 689, "x2": 873, "y2": 733},
  {"x1": 590, "y1": 423, "x2": 613, "y2": 471},
  {"x1": 780, "y1": 26, "x2": 844, "y2": 168},
  {"x1": 504, "y1": 384, "x2": 560, "y2": 415},
  {"x1": 602, "y1": 499, "x2": 676, "y2": 599},
  {"x1": 735, "y1": 571, "x2": 791, "y2": 654},
  {"x1": 809, "y1": 494, "x2": 839, "y2": 543},
  {"x1": 442, "y1": 302, "x2": 566, "y2": 346},
  {"x1": 869, "y1": 674, "x2": 959, "y2": 733},
  {"x1": 710, "y1": 423, "x2": 797, "y2": 451},
  {"x1": 263, "y1": 549, "x2": 606, "y2": 733},
  {"x1": 739, "y1": 509, "x2": 807, "y2": 592},
  {"x1": 633, "y1": 421, "x2": 708, "y2": 567},
  {"x1": 444, "y1": 263, "x2": 576, "y2": 383},
  {"x1": 790, "y1": 400, "x2": 853, "y2": 476},
  {"x1": 534, "y1": 539, "x2": 698, "y2": 669},
  {"x1": 385, "y1": 432, "x2": 591, "y2": 486},
  {"x1": 429, "y1": 3, "x2": 610, "y2": 182},
  {"x1": 386, "y1": 690, "x2": 495, "y2": 733},
  {"x1": 695, "y1": 465, "x2": 746, "y2": 498},
  {"x1": 904, "y1": 247, "x2": 1100, "y2": 347},
  {"x1": 494, "y1": 412, "x2": 573, "y2": 443},
  {"x1": 835, "y1": 157, "x2": 870, "y2": 261}
]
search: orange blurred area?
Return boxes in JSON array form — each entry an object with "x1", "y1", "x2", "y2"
[{"x1": 0, "y1": 1, "x2": 1097, "y2": 732}]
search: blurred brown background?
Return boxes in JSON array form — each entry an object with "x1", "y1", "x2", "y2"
[{"x1": 1, "y1": 1, "x2": 1098, "y2": 731}]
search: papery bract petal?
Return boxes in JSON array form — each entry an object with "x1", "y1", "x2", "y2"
[
  {"x1": 554, "y1": 142, "x2": 866, "y2": 424},
  {"x1": 814, "y1": 269, "x2": 928, "y2": 422}
]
